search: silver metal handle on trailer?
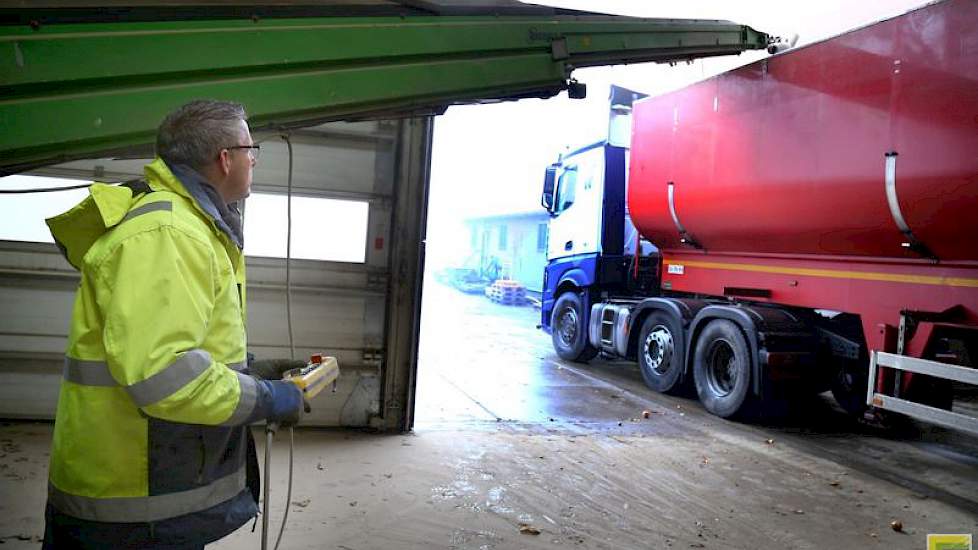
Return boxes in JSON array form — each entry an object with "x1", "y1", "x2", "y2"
[{"x1": 868, "y1": 351, "x2": 978, "y2": 436}]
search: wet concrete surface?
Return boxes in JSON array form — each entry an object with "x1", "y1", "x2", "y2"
[
  {"x1": 412, "y1": 280, "x2": 978, "y2": 544},
  {"x1": 1, "y1": 279, "x2": 976, "y2": 548}
]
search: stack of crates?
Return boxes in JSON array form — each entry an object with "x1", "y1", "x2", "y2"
[{"x1": 484, "y1": 279, "x2": 526, "y2": 305}]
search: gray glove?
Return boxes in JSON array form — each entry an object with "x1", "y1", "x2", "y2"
[{"x1": 249, "y1": 358, "x2": 306, "y2": 380}]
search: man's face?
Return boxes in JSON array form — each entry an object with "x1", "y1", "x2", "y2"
[{"x1": 225, "y1": 120, "x2": 255, "y2": 202}]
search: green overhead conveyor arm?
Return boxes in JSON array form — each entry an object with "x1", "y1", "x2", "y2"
[{"x1": 0, "y1": 13, "x2": 768, "y2": 174}]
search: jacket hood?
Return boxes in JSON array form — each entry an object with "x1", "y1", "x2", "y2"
[
  {"x1": 45, "y1": 182, "x2": 139, "y2": 270},
  {"x1": 46, "y1": 158, "x2": 187, "y2": 270},
  {"x1": 45, "y1": 158, "x2": 244, "y2": 270}
]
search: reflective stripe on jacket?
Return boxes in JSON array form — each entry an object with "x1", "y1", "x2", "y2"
[{"x1": 44, "y1": 158, "x2": 261, "y2": 535}]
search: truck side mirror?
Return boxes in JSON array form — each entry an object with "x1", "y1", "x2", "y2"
[{"x1": 541, "y1": 164, "x2": 557, "y2": 213}]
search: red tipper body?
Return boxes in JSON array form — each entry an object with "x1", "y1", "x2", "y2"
[{"x1": 628, "y1": 0, "x2": 978, "y2": 357}]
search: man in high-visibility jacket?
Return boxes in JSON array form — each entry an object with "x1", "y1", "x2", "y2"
[{"x1": 42, "y1": 100, "x2": 305, "y2": 549}]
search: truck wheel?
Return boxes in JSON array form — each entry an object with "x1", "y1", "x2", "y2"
[
  {"x1": 637, "y1": 311, "x2": 684, "y2": 393},
  {"x1": 693, "y1": 319, "x2": 752, "y2": 418},
  {"x1": 551, "y1": 292, "x2": 598, "y2": 362},
  {"x1": 830, "y1": 358, "x2": 869, "y2": 416}
]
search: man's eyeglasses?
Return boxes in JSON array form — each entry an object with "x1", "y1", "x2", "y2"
[{"x1": 226, "y1": 144, "x2": 261, "y2": 162}]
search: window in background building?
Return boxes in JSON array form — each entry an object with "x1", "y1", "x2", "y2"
[
  {"x1": 537, "y1": 223, "x2": 547, "y2": 252},
  {"x1": 498, "y1": 224, "x2": 507, "y2": 251},
  {"x1": 243, "y1": 193, "x2": 369, "y2": 263},
  {"x1": 0, "y1": 175, "x2": 91, "y2": 244}
]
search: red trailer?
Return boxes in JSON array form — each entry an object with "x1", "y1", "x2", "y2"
[
  {"x1": 627, "y1": 0, "x2": 978, "y2": 428},
  {"x1": 543, "y1": 0, "x2": 977, "y2": 431}
]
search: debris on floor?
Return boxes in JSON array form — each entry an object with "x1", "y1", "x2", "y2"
[{"x1": 518, "y1": 523, "x2": 541, "y2": 535}]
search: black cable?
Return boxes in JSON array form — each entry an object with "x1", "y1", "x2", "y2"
[{"x1": 0, "y1": 182, "x2": 92, "y2": 194}]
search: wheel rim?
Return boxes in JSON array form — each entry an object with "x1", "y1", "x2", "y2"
[
  {"x1": 557, "y1": 306, "x2": 578, "y2": 347},
  {"x1": 705, "y1": 339, "x2": 737, "y2": 397},
  {"x1": 643, "y1": 325, "x2": 674, "y2": 375}
]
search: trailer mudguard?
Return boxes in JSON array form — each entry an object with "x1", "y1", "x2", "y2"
[{"x1": 687, "y1": 304, "x2": 812, "y2": 397}]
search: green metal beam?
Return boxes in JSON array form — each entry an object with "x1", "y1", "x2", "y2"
[{"x1": 0, "y1": 14, "x2": 768, "y2": 174}]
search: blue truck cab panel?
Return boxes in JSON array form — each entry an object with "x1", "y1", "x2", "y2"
[
  {"x1": 541, "y1": 254, "x2": 599, "y2": 333},
  {"x1": 540, "y1": 141, "x2": 632, "y2": 331}
]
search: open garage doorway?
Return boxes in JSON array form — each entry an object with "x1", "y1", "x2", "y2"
[
  {"x1": 411, "y1": 58, "x2": 775, "y2": 429},
  {"x1": 413, "y1": 65, "x2": 688, "y2": 429},
  {"x1": 414, "y1": 78, "x2": 592, "y2": 427}
]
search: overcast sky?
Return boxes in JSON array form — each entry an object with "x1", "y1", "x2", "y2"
[{"x1": 425, "y1": 0, "x2": 933, "y2": 268}]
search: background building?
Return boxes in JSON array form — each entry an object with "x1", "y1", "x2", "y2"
[{"x1": 464, "y1": 211, "x2": 549, "y2": 295}]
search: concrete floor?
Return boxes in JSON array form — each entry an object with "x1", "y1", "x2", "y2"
[{"x1": 1, "y1": 279, "x2": 976, "y2": 548}]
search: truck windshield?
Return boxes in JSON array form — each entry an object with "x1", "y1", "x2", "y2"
[{"x1": 555, "y1": 166, "x2": 577, "y2": 213}]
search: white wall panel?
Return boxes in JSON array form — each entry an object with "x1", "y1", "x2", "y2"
[
  {"x1": 253, "y1": 138, "x2": 379, "y2": 197},
  {"x1": 0, "y1": 358, "x2": 62, "y2": 419},
  {"x1": 0, "y1": 280, "x2": 74, "y2": 338}
]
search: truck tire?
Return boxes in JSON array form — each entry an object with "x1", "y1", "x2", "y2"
[
  {"x1": 637, "y1": 311, "x2": 684, "y2": 393},
  {"x1": 693, "y1": 319, "x2": 752, "y2": 418},
  {"x1": 830, "y1": 357, "x2": 869, "y2": 417},
  {"x1": 551, "y1": 291, "x2": 598, "y2": 362}
]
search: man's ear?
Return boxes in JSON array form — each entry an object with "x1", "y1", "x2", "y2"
[{"x1": 219, "y1": 149, "x2": 232, "y2": 176}]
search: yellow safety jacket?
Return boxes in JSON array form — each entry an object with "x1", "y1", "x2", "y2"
[{"x1": 45, "y1": 158, "x2": 263, "y2": 539}]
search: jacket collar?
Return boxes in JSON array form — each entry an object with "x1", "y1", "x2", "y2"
[
  {"x1": 144, "y1": 158, "x2": 244, "y2": 249},
  {"x1": 165, "y1": 163, "x2": 244, "y2": 249}
]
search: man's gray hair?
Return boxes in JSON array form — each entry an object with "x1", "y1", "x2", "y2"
[{"x1": 156, "y1": 100, "x2": 248, "y2": 170}]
